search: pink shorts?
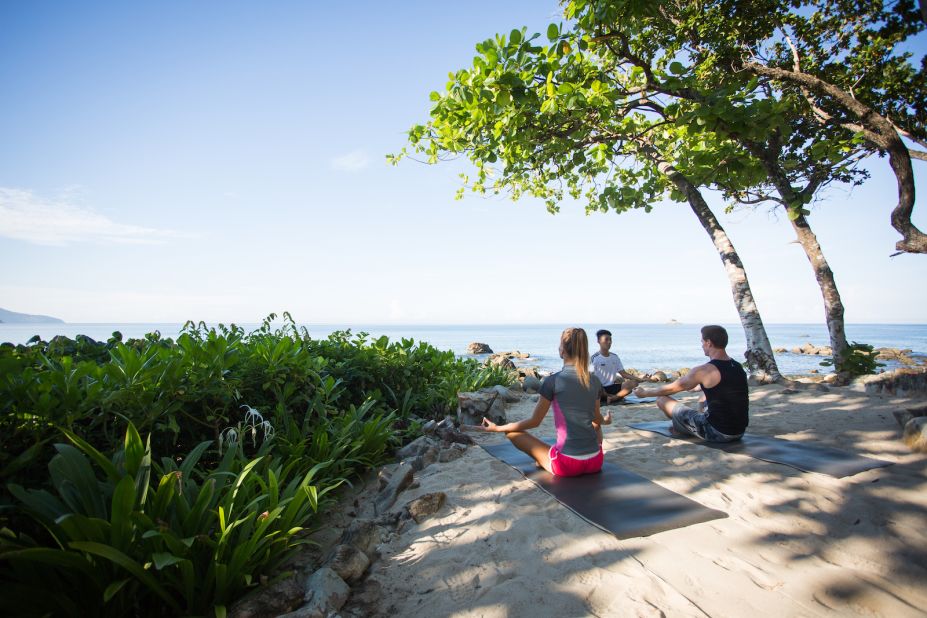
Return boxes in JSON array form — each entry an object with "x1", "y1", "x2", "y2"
[{"x1": 549, "y1": 446, "x2": 604, "y2": 477}]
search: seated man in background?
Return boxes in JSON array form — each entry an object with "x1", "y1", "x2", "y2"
[
  {"x1": 633, "y1": 325, "x2": 748, "y2": 443},
  {"x1": 590, "y1": 329, "x2": 640, "y2": 404}
]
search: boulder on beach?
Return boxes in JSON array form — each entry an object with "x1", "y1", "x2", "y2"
[
  {"x1": 467, "y1": 342, "x2": 493, "y2": 354},
  {"x1": 457, "y1": 391, "x2": 507, "y2": 425},
  {"x1": 486, "y1": 354, "x2": 516, "y2": 369}
]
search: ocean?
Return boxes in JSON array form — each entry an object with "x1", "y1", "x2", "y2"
[{"x1": 1, "y1": 322, "x2": 925, "y2": 376}]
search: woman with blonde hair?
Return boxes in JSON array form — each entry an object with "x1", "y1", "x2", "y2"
[{"x1": 473, "y1": 327, "x2": 611, "y2": 476}]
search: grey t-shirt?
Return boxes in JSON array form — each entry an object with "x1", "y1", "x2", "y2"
[{"x1": 539, "y1": 365, "x2": 602, "y2": 456}]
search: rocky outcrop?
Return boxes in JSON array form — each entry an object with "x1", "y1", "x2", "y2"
[
  {"x1": 457, "y1": 391, "x2": 507, "y2": 426},
  {"x1": 522, "y1": 375, "x2": 542, "y2": 394},
  {"x1": 486, "y1": 354, "x2": 516, "y2": 369},
  {"x1": 300, "y1": 568, "x2": 351, "y2": 617},
  {"x1": 903, "y1": 417, "x2": 927, "y2": 453},
  {"x1": 467, "y1": 342, "x2": 493, "y2": 354},
  {"x1": 229, "y1": 573, "x2": 305, "y2": 618},
  {"x1": 405, "y1": 492, "x2": 447, "y2": 523},
  {"x1": 374, "y1": 462, "x2": 414, "y2": 514},
  {"x1": 856, "y1": 367, "x2": 927, "y2": 396},
  {"x1": 790, "y1": 343, "x2": 833, "y2": 356}
]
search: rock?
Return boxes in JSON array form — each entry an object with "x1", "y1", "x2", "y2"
[
  {"x1": 530, "y1": 394, "x2": 539, "y2": 402},
  {"x1": 405, "y1": 492, "x2": 447, "y2": 523},
  {"x1": 376, "y1": 463, "x2": 398, "y2": 490},
  {"x1": 903, "y1": 417, "x2": 927, "y2": 453},
  {"x1": 421, "y1": 419, "x2": 437, "y2": 435},
  {"x1": 651, "y1": 371, "x2": 668, "y2": 382},
  {"x1": 396, "y1": 435, "x2": 435, "y2": 461},
  {"x1": 438, "y1": 443, "x2": 468, "y2": 463},
  {"x1": 809, "y1": 369, "x2": 819, "y2": 374},
  {"x1": 522, "y1": 375, "x2": 543, "y2": 394},
  {"x1": 857, "y1": 367, "x2": 927, "y2": 396},
  {"x1": 518, "y1": 366, "x2": 540, "y2": 379},
  {"x1": 328, "y1": 544, "x2": 370, "y2": 583},
  {"x1": 436, "y1": 423, "x2": 475, "y2": 446},
  {"x1": 774, "y1": 347, "x2": 787, "y2": 353},
  {"x1": 486, "y1": 354, "x2": 516, "y2": 369},
  {"x1": 301, "y1": 568, "x2": 350, "y2": 617},
  {"x1": 375, "y1": 462, "x2": 414, "y2": 514},
  {"x1": 340, "y1": 519, "x2": 380, "y2": 557},
  {"x1": 481, "y1": 384, "x2": 521, "y2": 403},
  {"x1": 799, "y1": 342, "x2": 816, "y2": 354},
  {"x1": 791, "y1": 347, "x2": 803, "y2": 354},
  {"x1": 467, "y1": 342, "x2": 493, "y2": 354},
  {"x1": 406, "y1": 446, "x2": 439, "y2": 472},
  {"x1": 457, "y1": 391, "x2": 506, "y2": 426},
  {"x1": 510, "y1": 351, "x2": 530, "y2": 359},
  {"x1": 892, "y1": 403, "x2": 927, "y2": 429},
  {"x1": 228, "y1": 574, "x2": 304, "y2": 618}
]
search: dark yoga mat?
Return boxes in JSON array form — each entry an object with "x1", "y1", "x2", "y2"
[
  {"x1": 482, "y1": 441, "x2": 726, "y2": 539},
  {"x1": 629, "y1": 421, "x2": 893, "y2": 478}
]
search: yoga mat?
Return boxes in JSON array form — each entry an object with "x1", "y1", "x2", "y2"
[
  {"x1": 629, "y1": 421, "x2": 893, "y2": 478},
  {"x1": 482, "y1": 441, "x2": 726, "y2": 539},
  {"x1": 612, "y1": 395, "x2": 657, "y2": 405}
]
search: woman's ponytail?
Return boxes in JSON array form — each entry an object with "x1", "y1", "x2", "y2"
[{"x1": 560, "y1": 327, "x2": 591, "y2": 388}]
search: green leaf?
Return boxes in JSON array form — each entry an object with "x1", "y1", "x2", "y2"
[
  {"x1": 68, "y1": 541, "x2": 181, "y2": 611},
  {"x1": 546, "y1": 23, "x2": 558, "y2": 41},
  {"x1": 123, "y1": 423, "x2": 144, "y2": 478},
  {"x1": 669, "y1": 61, "x2": 685, "y2": 75},
  {"x1": 151, "y1": 552, "x2": 186, "y2": 570},
  {"x1": 103, "y1": 579, "x2": 130, "y2": 603},
  {"x1": 510, "y1": 29, "x2": 522, "y2": 45}
]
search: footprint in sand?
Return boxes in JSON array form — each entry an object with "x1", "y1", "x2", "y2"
[{"x1": 711, "y1": 555, "x2": 784, "y2": 591}]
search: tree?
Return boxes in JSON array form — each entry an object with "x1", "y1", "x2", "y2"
[
  {"x1": 391, "y1": 25, "x2": 786, "y2": 381},
  {"x1": 565, "y1": 0, "x2": 918, "y2": 370},
  {"x1": 604, "y1": 0, "x2": 927, "y2": 254}
]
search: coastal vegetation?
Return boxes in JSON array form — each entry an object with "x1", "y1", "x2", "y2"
[
  {"x1": 390, "y1": 0, "x2": 925, "y2": 379},
  {"x1": 0, "y1": 314, "x2": 512, "y2": 617}
]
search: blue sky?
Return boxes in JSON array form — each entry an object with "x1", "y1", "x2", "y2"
[{"x1": 1, "y1": 1, "x2": 925, "y2": 324}]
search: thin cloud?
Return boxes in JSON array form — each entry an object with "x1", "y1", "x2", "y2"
[
  {"x1": 331, "y1": 149, "x2": 370, "y2": 172},
  {"x1": 0, "y1": 187, "x2": 189, "y2": 246}
]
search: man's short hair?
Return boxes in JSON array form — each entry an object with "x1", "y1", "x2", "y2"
[
  {"x1": 596, "y1": 329, "x2": 612, "y2": 340},
  {"x1": 701, "y1": 325, "x2": 728, "y2": 348}
]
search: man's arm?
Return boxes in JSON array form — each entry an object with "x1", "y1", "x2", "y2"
[{"x1": 634, "y1": 365, "x2": 708, "y2": 398}]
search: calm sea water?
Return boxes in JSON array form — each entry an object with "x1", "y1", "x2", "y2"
[{"x1": 2, "y1": 322, "x2": 924, "y2": 376}]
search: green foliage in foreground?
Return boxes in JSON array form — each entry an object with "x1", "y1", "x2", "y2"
[
  {"x1": 0, "y1": 315, "x2": 513, "y2": 616},
  {"x1": 820, "y1": 342, "x2": 884, "y2": 378}
]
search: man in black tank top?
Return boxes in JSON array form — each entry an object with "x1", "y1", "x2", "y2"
[{"x1": 634, "y1": 325, "x2": 748, "y2": 442}]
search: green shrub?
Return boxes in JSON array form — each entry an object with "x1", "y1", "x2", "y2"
[
  {"x1": 820, "y1": 341, "x2": 885, "y2": 377},
  {"x1": 1, "y1": 423, "x2": 340, "y2": 617},
  {"x1": 0, "y1": 313, "x2": 510, "y2": 614}
]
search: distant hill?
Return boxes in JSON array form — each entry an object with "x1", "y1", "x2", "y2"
[{"x1": 0, "y1": 307, "x2": 65, "y2": 324}]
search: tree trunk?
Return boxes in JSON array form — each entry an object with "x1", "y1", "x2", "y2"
[
  {"x1": 653, "y1": 160, "x2": 784, "y2": 382},
  {"x1": 788, "y1": 212, "x2": 850, "y2": 369}
]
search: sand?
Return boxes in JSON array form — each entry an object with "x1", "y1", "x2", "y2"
[{"x1": 345, "y1": 384, "x2": 927, "y2": 617}]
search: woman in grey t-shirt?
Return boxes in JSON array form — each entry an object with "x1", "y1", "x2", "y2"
[{"x1": 470, "y1": 328, "x2": 611, "y2": 476}]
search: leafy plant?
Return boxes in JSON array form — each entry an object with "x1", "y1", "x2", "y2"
[
  {"x1": 820, "y1": 341, "x2": 884, "y2": 377},
  {"x1": 1, "y1": 423, "x2": 339, "y2": 617}
]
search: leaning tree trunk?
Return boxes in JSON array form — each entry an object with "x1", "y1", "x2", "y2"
[
  {"x1": 742, "y1": 62, "x2": 927, "y2": 254},
  {"x1": 653, "y1": 160, "x2": 784, "y2": 383},
  {"x1": 787, "y1": 211, "x2": 850, "y2": 370}
]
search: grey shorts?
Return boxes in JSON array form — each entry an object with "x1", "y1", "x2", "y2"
[{"x1": 670, "y1": 402, "x2": 743, "y2": 443}]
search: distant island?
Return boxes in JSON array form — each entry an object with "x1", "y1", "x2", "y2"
[{"x1": 0, "y1": 307, "x2": 65, "y2": 324}]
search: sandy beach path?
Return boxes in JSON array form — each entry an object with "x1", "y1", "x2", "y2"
[{"x1": 351, "y1": 384, "x2": 927, "y2": 617}]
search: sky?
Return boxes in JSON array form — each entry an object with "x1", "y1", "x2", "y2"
[{"x1": 1, "y1": 1, "x2": 925, "y2": 325}]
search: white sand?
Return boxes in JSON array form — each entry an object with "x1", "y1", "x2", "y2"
[{"x1": 350, "y1": 384, "x2": 927, "y2": 617}]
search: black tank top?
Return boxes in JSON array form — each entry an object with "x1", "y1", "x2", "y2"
[{"x1": 703, "y1": 359, "x2": 749, "y2": 435}]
